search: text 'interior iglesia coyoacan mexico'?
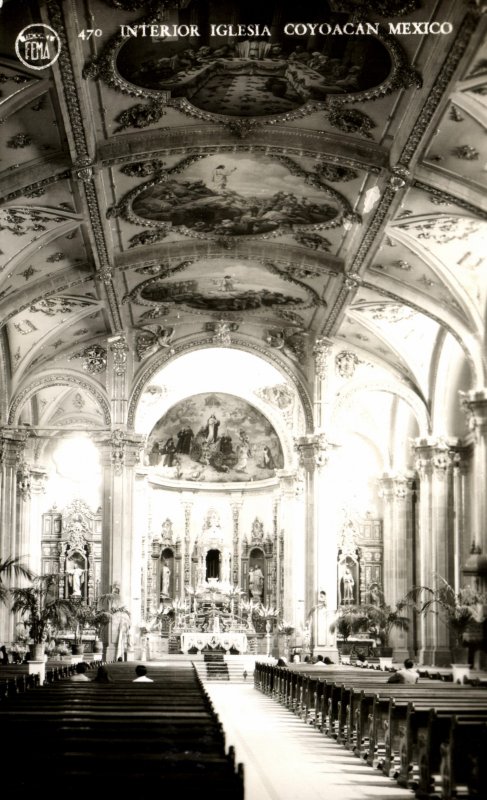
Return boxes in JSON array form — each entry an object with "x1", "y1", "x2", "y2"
[{"x1": 0, "y1": 0, "x2": 486, "y2": 796}]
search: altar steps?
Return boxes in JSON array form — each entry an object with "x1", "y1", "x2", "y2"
[{"x1": 195, "y1": 655, "x2": 274, "y2": 684}]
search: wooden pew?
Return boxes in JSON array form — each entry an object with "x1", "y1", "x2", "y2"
[{"x1": 0, "y1": 664, "x2": 244, "y2": 796}]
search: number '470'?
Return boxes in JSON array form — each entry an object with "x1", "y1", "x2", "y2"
[{"x1": 78, "y1": 29, "x2": 103, "y2": 40}]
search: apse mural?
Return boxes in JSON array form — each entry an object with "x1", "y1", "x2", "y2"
[
  {"x1": 130, "y1": 259, "x2": 317, "y2": 313},
  {"x1": 116, "y1": 0, "x2": 393, "y2": 116},
  {"x1": 144, "y1": 393, "x2": 284, "y2": 483},
  {"x1": 129, "y1": 153, "x2": 341, "y2": 237}
]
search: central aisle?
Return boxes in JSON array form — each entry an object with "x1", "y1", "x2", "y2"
[{"x1": 205, "y1": 684, "x2": 415, "y2": 800}]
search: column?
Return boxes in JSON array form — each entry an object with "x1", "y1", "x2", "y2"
[
  {"x1": 0, "y1": 430, "x2": 28, "y2": 642},
  {"x1": 230, "y1": 501, "x2": 242, "y2": 588},
  {"x1": 378, "y1": 472, "x2": 414, "y2": 659},
  {"x1": 460, "y1": 390, "x2": 487, "y2": 558},
  {"x1": 414, "y1": 438, "x2": 455, "y2": 665},
  {"x1": 276, "y1": 470, "x2": 303, "y2": 630},
  {"x1": 294, "y1": 436, "x2": 318, "y2": 624},
  {"x1": 97, "y1": 431, "x2": 145, "y2": 659},
  {"x1": 19, "y1": 466, "x2": 48, "y2": 576},
  {"x1": 314, "y1": 436, "x2": 340, "y2": 660}
]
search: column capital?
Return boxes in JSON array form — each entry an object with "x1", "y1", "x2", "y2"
[
  {"x1": 0, "y1": 428, "x2": 30, "y2": 468},
  {"x1": 379, "y1": 472, "x2": 414, "y2": 501},
  {"x1": 412, "y1": 436, "x2": 460, "y2": 476},
  {"x1": 459, "y1": 389, "x2": 487, "y2": 435},
  {"x1": 95, "y1": 430, "x2": 146, "y2": 473},
  {"x1": 295, "y1": 432, "x2": 338, "y2": 471}
]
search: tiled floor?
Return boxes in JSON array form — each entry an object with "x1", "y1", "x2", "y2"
[{"x1": 205, "y1": 683, "x2": 414, "y2": 800}]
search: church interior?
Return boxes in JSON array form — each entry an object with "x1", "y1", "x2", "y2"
[{"x1": 0, "y1": 0, "x2": 486, "y2": 796}]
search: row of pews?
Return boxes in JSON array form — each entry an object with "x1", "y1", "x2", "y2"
[
  {"x1": 0, "y1": 662, "x2": 76, "y2": 697},
  {"x1": 0, "y1": 661, "x2": 244, "y2": 795},
  {"x1": 255, "y1": 662, "x2": 487, "y2": 799}
]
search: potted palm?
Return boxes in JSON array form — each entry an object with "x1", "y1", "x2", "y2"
[
  {"x1": 0, "y1": 556, "x2": 33, "y2": 605},
  {"x1": 406, "y1": 576, "x2": 486, "y2": 681},
  {"x1": 330, "y1": 606, "x2": 369, "y2": 662},
  {"x1": 364, "y1": 601, "x2": 410, "y2": 668},
  {"x1": 10, "y1": 574, "x2": 73, "y2": 660}
]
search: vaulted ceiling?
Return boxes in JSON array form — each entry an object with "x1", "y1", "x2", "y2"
[{"x1": 0, "y1": 0, "x2": 485, "y2": 442}]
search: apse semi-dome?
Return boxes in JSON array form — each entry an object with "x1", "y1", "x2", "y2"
[{"x1": 144, "y1": 392, "x2": 284, "y2": 483}]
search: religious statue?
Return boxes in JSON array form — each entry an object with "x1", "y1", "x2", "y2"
[
  {"x1": 249, "y1": 565, "x2": 264, "y2": 599},
  {"x1": 68, "y1": 562, "x2": 85, "y2": 598},
  {"x1": 161, "y1": 561, "x2": 171, "y2": 596},
  {"x1": 340, "y1": 565, "x2": 355, "y2": 605}
]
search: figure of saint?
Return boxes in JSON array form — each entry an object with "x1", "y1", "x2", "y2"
[
  {"x1": 341, "y1": 566, "x2": 355, "y2": 605},
  {"x1": 162, "y1": 437, "x2": 176, "y2": 467},
  {"x1": 161, "y1": 561, "x2": 171, "y2": 595},
  {"x1": 68, "y1": 563, "x2": 85, "y2": 598},
  {"x1": 260, "y1": 445, "x2": 275, "y2": 470},
  {"x1": 249, "y1": 565, "x2": 264, "y2": 599},
  {"x1": 204, "y1": 413, "x2": 220, "y2": 444},
  {"x1": 211, "y1": 164, "x2": 236, "y2": 194}
]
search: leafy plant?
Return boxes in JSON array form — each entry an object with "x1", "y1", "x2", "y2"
[
  {"x1": 0, "y1": 556, "x2": 33, "y2": 605},
  {"x1": 406, "y1": 576, "x2": 485, "y2": 648},
  {"x1": 329, "y1": 600, "x2": 409, "y2": 648},
  {"x1": 10, "y1": 575, "x2": 74, "y2": 644},
  {"x1": 364, "y1": 602, "x2": 410, "y2": 648}
]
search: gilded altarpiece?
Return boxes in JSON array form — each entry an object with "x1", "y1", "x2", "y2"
[
  {"x1": 41, "y1": 500, "x2": 102, "y2": 603},
  {"x1": 337, "y1": 514, "x2": 383, "y2": 606}
]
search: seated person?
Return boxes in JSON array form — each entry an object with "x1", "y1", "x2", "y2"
[
  {"x1": 133, "y1": 664, "x2": 153, "y2": 683},
  {"x1": 387, "y1": 658, "x2": 420, "y2": 684},
  {"x1": 69, "y1": 662, "x2": 91, "y2": 682}
]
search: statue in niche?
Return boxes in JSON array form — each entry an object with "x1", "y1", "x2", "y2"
[
  {"x1": 161, "y1": 561, "x2": 171, "y2": 596},
  {"x1": 249, "y1": 565, "x2": 264, "y2": 599},
  {"x1": 68, "y1": 560, "x2": 85, "y2": 598},
  {"x1": 340, "y1": 563, "x2": 355, "y2": 605}
]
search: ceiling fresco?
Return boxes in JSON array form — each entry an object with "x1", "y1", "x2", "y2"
[
  {"x1": 115, "y1": 153, "x2": 352, "y2": 239},
  {"x1": 116, "y1": 9, "x2": 392, "y2": 116},
  {"x1": 127, "y1": 259, "x2": 319, "y2": 314}
]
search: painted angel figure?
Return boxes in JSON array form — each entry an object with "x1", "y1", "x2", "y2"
[{"x1": 136, "y1": 325, "x2": 175, "y2": 360}]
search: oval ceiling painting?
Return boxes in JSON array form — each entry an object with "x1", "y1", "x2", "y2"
[
  {"x1": 130, "y1": 153, "x2": 340, "y2": 237},
  {"x1": 144, "y1": 392, "x2": 284, "y2": 483},
  {"x1": 116, "y1": 0, "x2": 393, "y2": 117},
  {"x1": 134, "y1": 259, "x2": 316, "y2": 313}
]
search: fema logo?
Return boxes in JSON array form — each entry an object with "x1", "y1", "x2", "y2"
[{"x1": 15, "y1": 24, "x2": 61, "y2": 71}]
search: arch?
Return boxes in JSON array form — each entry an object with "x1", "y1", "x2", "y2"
[
  {"x1": 330, "y1": 376, "x2": 430, "y2": 437},
  {"x1": 8, "y1": 371, "x2": 111, "y2": 426},
  {"x1": 128, "y1": 338, "x2": 314, "y2": 431}
]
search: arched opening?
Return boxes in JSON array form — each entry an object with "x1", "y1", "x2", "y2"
[{"x1": 206, "y1": 549, "x2": 221, "y2": 580}]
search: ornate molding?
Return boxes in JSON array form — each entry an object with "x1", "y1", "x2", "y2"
[
  {"x1": 398, "y1": 11, "x2": 479, "y2": 167},
  {"x1": 313, "y1": 337, "x2": 332, "y2": 380},
  {"x1": 413, "y1": 180, "x2": 487, "y2": 221},
  {"x1": 47, "y1": 0, "x2": 121, "y2": 325},
  {"x1": 109, "y1": 334, "x2": 129, "y2": 376}
]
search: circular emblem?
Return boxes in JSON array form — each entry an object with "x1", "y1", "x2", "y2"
[{"x1": 15, "y1": 24, "x2": 61, "y2": 71}]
